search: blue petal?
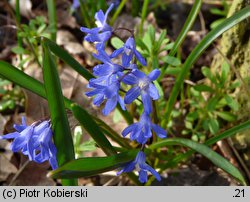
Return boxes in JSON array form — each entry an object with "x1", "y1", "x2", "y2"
[
  {"x1": 95, "y1": 10, "x2": 105, "y2": 26},
  {"x1": 148, "y1": 69, "x2": 160, "y2": 81},
  {"x1": 0, "y1": 132, "x2": 19, "y2": 140},
  {"x1": 102, "y1": 96, "x2": 118, "y2": 116},
  {"x1": 121, "y1": 73, "x2": 138, "y2": 85},
  {"x1": 151, "y1": 124, "x2": 167, "y2": 138},
  {"x1": 93, "y1": 51, "x2": 111, "y2": 64},
  {"x1": 97, "y1": 31, "x2": 112, "y2": 42},
  {"x1": 104, "y1": 3, "x2": 114, "y2": 20},
  {"x1": 110, "y1": 47, "x2": 123, "y2": 58},
  {"x1": 49, "y1": 157, "x2": 58, "y2": 170},
  {"x1": 80, "y1": 27, "x2": 99, "y2": 34},
  {"x1": 132, "y1": 69, "x2": 146, "y2": 79},
  {"x1": 122, "y1": 124, "x2": 136, "y2": 137},
  {"x1": 141, "y1": 164, "x2": 161, "y2": 181},
  {"x1": 85, "y1": 88, "x2": 103, "y2": 97},
  {"x1": 138, "y1": 170, "x2": 148, "y2": 183},
  {"x1": 148, "y1": 83, "x2": 159, "y2": 100},
  {"x1": 118, "y1": 96, "x2": 126, "y2": 110},
  {"x1": 93, "y1": 94, "x2": 105, "y2": 106},
  {"x1": 93, "y1": 64, "x2": 112, "y2": 76},
  {"x1": 134, "y1": 50, "x2": 147, "y2": 66},
  {"x1": 141, "y1": 92, "x2": 152, "y2": 114},
  {"x1": 117, "y1": 161, "x2": 136, "y2": 175},
  {"x1": 124, "y1": 86, "x2": 140, "y2": 104},
  {"x1": 11, "y1": 127, "x2": 33, "y2": 152},
  {"x1": 122, "y1": 52, "x2": 133, "y2": 67}
]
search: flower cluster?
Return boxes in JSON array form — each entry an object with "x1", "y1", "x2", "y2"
[
  {"x1": 81, "y1": 4, "x2": 167, "y2": 183},
  {"x1": 0, "y1": 117, "x2": 58, "y2": 170}
]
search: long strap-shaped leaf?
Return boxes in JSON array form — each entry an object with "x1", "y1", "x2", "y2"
[
  {"x1": 42, "y1": 43, "x2": 76, "y2": 185},
  {"x1": 164, "y1": 6, "x2": 250, "y2": 122},
  {"x1": 48, "y1": 150, "x2": 138, "y2": 179},
  {"x1": 149, "y1": 138, "x2": 246, "y2": 185}
]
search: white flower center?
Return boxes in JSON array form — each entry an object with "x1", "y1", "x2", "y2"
[
  {"x1": 124, "y1": 47, "x2": 131, "y2": 55},
  {"x1": 138, "y1": 79, "x2": 149, "y2": 90}
]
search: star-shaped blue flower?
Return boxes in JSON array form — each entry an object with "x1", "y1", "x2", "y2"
[
  {"x1": 86, "y1": 76, "x2": 125, "y2": 115},
  {"x1": 80, "y1": 3, "x2": 114, "y2": 43},
  {"x1": 123, "y1": 69, "x2": 160, "y2": 114},
  {"x1": 0, "y1": 117, "x2": 58, "y2": 170},
  {"x1": 110, "y1": 37, "x2": 147, "y2": 67},
  {"x1": 122, "y1": 111, "x2": 167, "y2": 144},
  {"x1": 117, "y1": 151, "x2": 161, "y2": 183}
]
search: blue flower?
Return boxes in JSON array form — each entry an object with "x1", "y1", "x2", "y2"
[
  {"x1": 92, "y1": 47, "x2": 124, "y2": 77},
  {"x1": 0, "y1": 117, "x2": 58, "y2": 170},
  {"x1": 122, "y1": 111, "x2": 167, "y2": 144},
  {"x1": 80, "y1": 4, "x2": 114, "y2": 43},
  {"x1": 71, "y1": 0, "x2": 82, "y2": 10},
  {"x1": 117, "y1": 151, "x2": 161, "y2": 183},
  {"x1": 111, "y1": 37, "x2": 147, "y2": 66},
  {"x1": 86, "y1": 76, "x2": 125, "y2": 115},
  {"x1": 123, "y1": 69, "x2": 160, "y2": 114}
]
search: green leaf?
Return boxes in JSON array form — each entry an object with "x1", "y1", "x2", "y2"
[
  {"x1": 71, "y1": 104, "x2": 116, "y2": 156},
  {"x1": 207, "y1": 96, "x2": 220, "y2": 111},
  {"x1": 163, "y1": 55, "x2": 181, "y2": 66},
  {"x1": 193, "y1": 84, "x2": 214, "y2": 92},
  {"x1": 113, "y1": 108, "x2": 122, "y2": 123},
  {"x1": 216, "y1": 111, "x2": 236, "y2": 122},
  {"x1": 11, "y1": 46, "x2": 27, "y2": 54},
  {"x1": 163, "y1": 6, "x2": 250, "y2": 123},
  {"x1": 42, "y1": 43, "x2": 76, "y2": 185},
  {"x1": 149, "y1": 138, "x2": 246, "y2": 185},
  {"x1": 201, "y1": 66, "x2": 216, "y2": 84},
  {"x1": 111, "y1": 37, "x2": 124, "y2": 49},
  {"x1": 221, "y1": 61, "x2": 230, "y2": 85},
  {"x1": 43, "y1": 38, "x2": 94, "y2": 80},
  {"x1": 165, "y1": 67, "x2": 182, "y2": 76},
  {"x1": 208, "y1": 118, "x2": 219, "y2": 134},
  {"x1": 78, "y1": 140, "x2": 96, "y2": 152},
  {"x1": 225, "y1": 95, "x2": 239, "y2": 111},
  {"x1": 48, "y1": 150, "x2": 138, "y2": 179}
]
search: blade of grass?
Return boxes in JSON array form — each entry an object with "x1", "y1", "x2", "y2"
[
  {"x1": 139, "y1": 0, "x2": 149, "y2": 36},
  {"x1": 46, "y1": 0, "x2": 57, "y2": 41},
  {"x1": 15, "y1": 0, "x2": 23, "y2": 70},
  {"x1": 149, "y1": 138, "x2": 246, "y2": 185},
  {"x1": 164, "y1": 6, "x2": 250, "y2": 123},
  {"x1": 42, "y1": 43, "x2": 76, "y2": 185},
  {"x1": 159, "y1": 0, "x2": 203, "y2": 80},
  {"x1": 79, "y1": 0, "x2": 91, "y2": 28}
]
